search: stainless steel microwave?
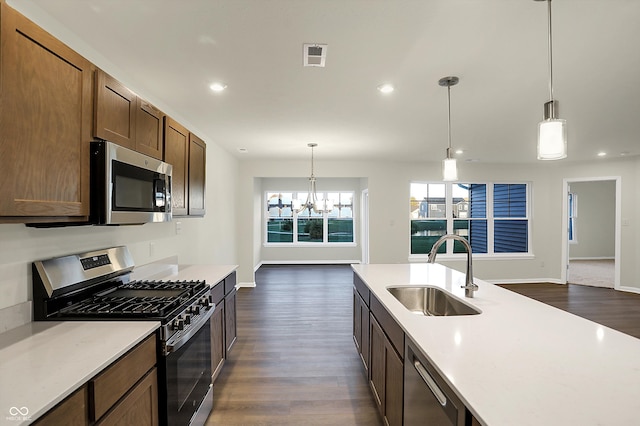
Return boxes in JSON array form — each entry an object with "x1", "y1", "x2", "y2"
[{"x1": 90, "y1": 141, "x2": 172, "y2": 225}]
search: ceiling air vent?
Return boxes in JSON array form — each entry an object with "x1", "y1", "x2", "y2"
[{"x1": 303, "y1": 43, "x2": 327, "y2": 67}]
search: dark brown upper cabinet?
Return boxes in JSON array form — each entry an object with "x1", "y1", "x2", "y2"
[
  {"x1": 94, "y1": 69, "x2": 165, "y2": 160},
  {"x1": 188, "y1": 133, "x2": 206, "y2": 216},
  {"x1": 164, "y1": 116, "x2": 189, "y2": 216},
  {"x1": 0, "y1": 2, "x2": 93, "y2": 222},
  {"x1": 136, "y1": 98, "x2": 164, "y2": 160},
  {"x1": 94, "y1": 69, "x2": 137, "y2": 150}
]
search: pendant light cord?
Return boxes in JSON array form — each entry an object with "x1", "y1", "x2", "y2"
[
  {"x1": 447, "y1": 84, "x2": 452, "y2": 158},
  {"x1": 547, "y1": 0, "x2": 554, "y2": 102}
]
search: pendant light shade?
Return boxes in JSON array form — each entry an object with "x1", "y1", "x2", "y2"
[
  {"x1": 536, "y1": 0, "x2": 567, "y2": 160},
  {"x1": 538, "y1": 103, "x2": 567, "y2": 160},
  {"x1": 442, "y1": 157, "x2": 458, "y2": 181},
  {"x1": 439, "y1": 76, "x2": 459, "y2": 181}
]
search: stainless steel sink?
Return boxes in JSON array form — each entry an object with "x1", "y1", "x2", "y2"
[{"x1": 387, "y1": 286, "x2": 481, "y2": 316}]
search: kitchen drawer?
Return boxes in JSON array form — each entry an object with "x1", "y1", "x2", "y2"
[
  {"x1": 370, "y1": 294, "x2": 404, "y2": 360},
  {"x1": 90, "y1": 335, "x2": 157, "y2": 420},
  {"x1": 32, "y1": 386, "x2": 88, "y2": 426},
  {"x1": 224, "y1": 271, "x2": 237, "y2": 296},
  {"x1": 95, "y1": 368, "x2": 158, "y2": 426},
  {"x1": 211, "y1": 280, "x2": 224, "y2": 305},
  {"x1": 353, "y1": 273, "x2": 370, "y2": 307}
]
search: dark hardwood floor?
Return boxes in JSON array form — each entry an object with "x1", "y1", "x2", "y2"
[
  {"x1": 206, "y1": 265, "x2": 382, "y2": 426},
  {"x1": 499, "y1": 283, "x2": 640, "y2": 339}
]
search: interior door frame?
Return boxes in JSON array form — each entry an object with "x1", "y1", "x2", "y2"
[
  {"x1": 561, "y1": 176, "x2": 621, "y2": 289},
  {"x1": 361, "y1": 189, "x2": 369, "y2": 264}
]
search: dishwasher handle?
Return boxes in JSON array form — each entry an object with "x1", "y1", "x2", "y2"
[{"x1": 413, "y1": 359, "x2": 447, "y2": 407}]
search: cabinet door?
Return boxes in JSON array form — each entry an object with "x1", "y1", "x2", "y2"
[
  {"x1": 225, "y1": 289, "x2": 237, "y2": 354},
  {"x1": 188, "y1": 133, "x2": 206, "y2": 216},
  {"x1": 163, "y1": 117, "x2": 189, "y2": 216},
  {"x1": 136, "y1": 99, "x2": 164, "y2": 160},
  {"x1": 353, "y1": 288, "x2": 370, "y2": 373},
  {"x1": 94, "y1": 70, "x2": 137, "y2": 150},
  {"x1": 369, "y1": 314, "x2": 386, "y2": 412},
  {"x1": 95, "y1": 368, "x2": 158, "y2": 426},
  {"x1": 210, "y1": 302, "x2": 225, "y2": 382},
  {"x1": 369, "y1": 314, "x2": 403, "y2": 426},
  {"x1": 385, "y1": 349, "x2": 403, "y2": 426},
  {"x1": 0, "y1": 3, "x2": 92, "y2": 220}
]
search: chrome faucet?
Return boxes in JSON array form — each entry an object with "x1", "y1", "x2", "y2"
[{"x1": 427, "y1": 234, "x2": 479, "y2": 298}]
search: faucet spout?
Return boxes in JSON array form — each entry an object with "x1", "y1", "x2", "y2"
[{"x1": 427, "y1": 234, "x2": 479, "y2": 298}]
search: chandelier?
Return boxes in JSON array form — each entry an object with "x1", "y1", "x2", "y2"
[{"x1": 292, "y1": 143, "x2": 333, "y2": 214}]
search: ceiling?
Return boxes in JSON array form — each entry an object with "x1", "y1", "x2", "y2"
[{"x1": 11, "y1": 0, "x2": 640, "y2": 164}]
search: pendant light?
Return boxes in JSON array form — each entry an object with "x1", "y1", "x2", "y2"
[
  {"x1": 439, "y1": 76, "x2": 459, "y2": 181},
  {"x1": 292, "y1": 143, "x2": 333, "y2": 214},
  {"x1": 536, "y1": 0, "x2": 567, "y2": 160}
]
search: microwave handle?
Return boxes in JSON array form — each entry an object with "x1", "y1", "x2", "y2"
[{"x1": 154, "y1": 178, "x2": 167, "y2": 208}]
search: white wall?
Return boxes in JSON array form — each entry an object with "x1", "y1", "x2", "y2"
[
  {"x1": 237, "y1": 156, "x2": 640, "y2": 293},
  {"x1": 569, "y1": 181, "x2": 616, "y2": 259}
]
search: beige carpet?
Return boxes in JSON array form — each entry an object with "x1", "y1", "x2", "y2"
[{"x1": 568, "y1": 259, "x2": 615, "y2": 288}]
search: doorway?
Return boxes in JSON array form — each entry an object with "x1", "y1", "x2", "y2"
[{"x1": 562, "y1": 177, "x2": 620, "y2": 289}]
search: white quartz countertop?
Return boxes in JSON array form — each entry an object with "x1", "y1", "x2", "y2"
[
  {"x1": 352, "y1": 263, "x2": 640, "y2": 426},
  {"x1": 0, "y1": 321, "x2": 159, "y2": 425},
  {"x1": 131, "y1": 263, "x2": 238, "y2": 286}
]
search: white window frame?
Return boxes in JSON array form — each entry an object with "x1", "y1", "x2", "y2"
[
  {"x1": 409, "y1": 181, "x2": 533, "y2": 261},
  {"x1": 264, "y1": 190, "x2": 356, "y2": 247}
]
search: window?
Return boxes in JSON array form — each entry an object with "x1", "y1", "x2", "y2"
[
  {"x1": 266, "y1": 191, "x2": 354, "y2": 244},
  {"x1": 568, "y1": 192, "x2": 577, "y2": 243},
  {"x1": 410, "y1": 182, "x2": 530, "y2": 255}
]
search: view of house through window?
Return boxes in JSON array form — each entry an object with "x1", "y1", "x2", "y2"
[
  {"x1": 266, "y1": 192, "x2": 354, "y2": 244},
  {"x1": 410, "y1": 182, "x2": 529, "y2": 255}
]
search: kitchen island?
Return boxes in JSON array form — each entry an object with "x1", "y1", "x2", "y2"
[{"x1": 352, "y1": 263, "x2": 640, "y2": 426}]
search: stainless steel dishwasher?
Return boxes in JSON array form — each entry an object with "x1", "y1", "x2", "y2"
[{"x1": 404, "y1": 341, "x2": 466, "y2": 426}]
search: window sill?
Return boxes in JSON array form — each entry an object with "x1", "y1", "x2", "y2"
[
  {"x1": 408, "y1": 253, "x2": 535, "y2": 262},
  {"x1": 264, "y1": 242, "x2": 357, "y2": 248}
]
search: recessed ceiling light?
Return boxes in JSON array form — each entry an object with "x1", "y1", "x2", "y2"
[
  {"x1": 455, "y1": 149, "x2": 464, "y2": 155},
  {"x1": 597, "y1": 152, "x2": 607, "y2": 157},
  {"x1": 209, "y1": 82, "x2": 227, "y2": 92},
  {"x1": 237, "y1": 148, "x2": 248, "y2": 153},
  {"x1": 377, "y1": 84, "x2": 394, "y2": 94}
]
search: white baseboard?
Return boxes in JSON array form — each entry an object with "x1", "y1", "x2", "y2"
[
  {"x1": 260, "y1": 259, "x2": 360, "y2": 265},
  {"x1": 237, "y1": 282, "x2": 256, "y2": 289},
  {"x1": 569, "y1": 257, "x2": 615, "y2": 261},
  {"x1": 486, "y1": 278, "x2": 565, "y2": 285},
  {"x1": 618, "y1": 285, "x2": 640, "y2": 295}
]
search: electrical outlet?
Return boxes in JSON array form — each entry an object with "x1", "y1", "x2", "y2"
[
  {"x1": 175, "y1": 221, "x2": 182, "y2": 235},
  {"x1": 149, "y1": 242, "x2": 155, "y2": 257}
]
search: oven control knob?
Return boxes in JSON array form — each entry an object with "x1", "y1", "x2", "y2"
[
  {"x1": 200, "y1": 297, "x2": 212, "y2": 309},
  {"x1": 184, "y1": 314, "x2": 191, "y2": 325},
  {"x1": 173, "y1": 318, "x2": 185, "y2": 331},
  {"x1": 192, "y1": 305, "x2": 201, "y2": 315}
]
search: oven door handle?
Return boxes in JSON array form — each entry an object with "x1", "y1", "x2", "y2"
[{"x1": 165, "y1": 305, "x2": 215, "y2": 355}]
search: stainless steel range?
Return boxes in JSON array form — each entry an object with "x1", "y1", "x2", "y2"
[{"x1": 32, "y1": 246, "x2": 213, "y2": 426}]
